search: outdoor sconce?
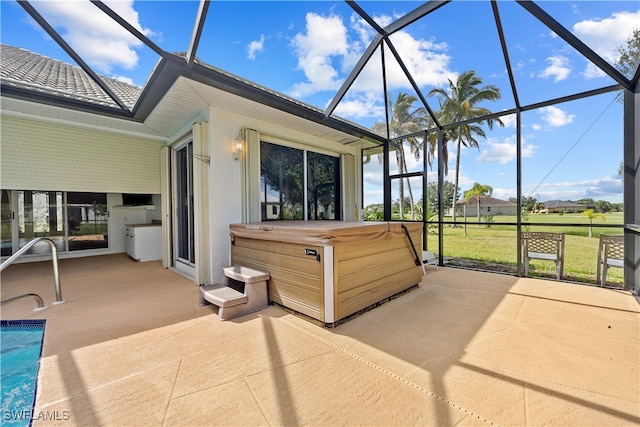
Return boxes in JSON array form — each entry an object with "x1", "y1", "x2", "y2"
[{"x1": 233, "y1": 133, "x2": 244, "y2": 161}]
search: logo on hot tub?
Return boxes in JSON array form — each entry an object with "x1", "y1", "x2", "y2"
[{"x1": 305, "y1": 248, "x2": 320, "y2": 261}]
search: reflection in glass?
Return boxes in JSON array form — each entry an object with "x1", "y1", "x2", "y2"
[
  {"x1": 67, "y1": 192, "x2": 108, "y2": 251},
  {"x1": 1, "y1": 190, "x2": 11, "y2": 257},
  {"x1": 176, "y1": 143, "x2": 195, "y2": 264},
  {"x1": 18, "y1": 191, "x2": 64, "y2": 254},
  {"x1": 260, "y1": 142, "x2": 303, "y2": 220},
  {"x1": 307, "y1": 152, "x2": 340, "y2": 220}
]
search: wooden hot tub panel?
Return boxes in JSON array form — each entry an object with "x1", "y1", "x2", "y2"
[
  {"x1": 231, "y1": 236, "x2": 325, "y2": 320},
  {"x1": 229, "y1": 222, "x2": 423, "y2": 324},
  {"x1": 334, "y1": 228, "x2": 422, "y2": 320}
]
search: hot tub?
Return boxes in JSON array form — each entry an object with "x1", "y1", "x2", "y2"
[{"x1": 229, "y1": 221, "x2": 423, "y2": 325}]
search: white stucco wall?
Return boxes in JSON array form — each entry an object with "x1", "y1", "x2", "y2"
[
  {"x1": 205, "y1": 106, "x2": 361, "y2": 284},
  {"x1": 1, "y1": 114, "x2": 166, "y2": 262},
  {"x1": 0, "y1": 115, "x2": 164, "y2": 193}
]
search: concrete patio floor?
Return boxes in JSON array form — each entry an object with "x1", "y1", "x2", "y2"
[{"x1": 1, "y1": 253, "x2": 638, "y2": 426}]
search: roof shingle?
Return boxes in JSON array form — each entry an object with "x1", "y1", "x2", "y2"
[{"x1": 1, "y1": 44, "x2": 141, "y2": 109}]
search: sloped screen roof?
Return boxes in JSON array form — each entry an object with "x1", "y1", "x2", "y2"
[{"x1": 1, "y1": 0, "x2": 637, "y2": 137}]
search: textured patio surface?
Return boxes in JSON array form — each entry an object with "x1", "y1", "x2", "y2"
[{"x1": 1, "y1": 253, "x2": 638, "y2": 426}]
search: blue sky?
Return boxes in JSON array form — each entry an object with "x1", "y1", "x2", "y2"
[{"x1": 1, "y1": 1, "x2": 638, "y2": 206}]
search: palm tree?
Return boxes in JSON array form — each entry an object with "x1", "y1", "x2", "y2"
[
  {"x1": 428, "y1": 70, "x2": 504, "y2": 225},
  {"x1": 372, "y1": 93, "x2": 429, "y2": 219},
  {"x1": 464, "y1": 182, "x2": 493, "y2": 222},
  {"x1": 581, "y1": 208, "x2": 606, "y2": 238}
]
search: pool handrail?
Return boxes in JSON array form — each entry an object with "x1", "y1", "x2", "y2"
[
  {"x1": 0, "y1": 293, "x2": 48, "y2": 311},
  {"x1": 0, "y1": 237, "x2": 65, "y2": 304}
]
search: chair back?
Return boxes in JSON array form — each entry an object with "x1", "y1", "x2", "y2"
[
  {"x1": 598, "y1": 234, "x2": 624, "y2": 262},
  {"x1": 522, "y1": 232, "x2": 564, "y2": 256}
]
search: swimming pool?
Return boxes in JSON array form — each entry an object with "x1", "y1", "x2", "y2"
[{"x1": 1, "y1": 319, "x2": 46, "y2": 427}]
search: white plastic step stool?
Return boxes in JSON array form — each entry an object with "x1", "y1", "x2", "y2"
[
  {"x1": 422, "y1": 251, "x2": 438, "y2": 274},
  {"x1": 199, "y1": 266, "x2": 270, "y2": 321}
]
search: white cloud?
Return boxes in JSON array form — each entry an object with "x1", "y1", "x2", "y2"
[
  {"x1": 492, "y1": 187, "x2": 516, "y2": 201},
  {"x1": 573, "y1": 10, "x2": 640, "y2": 79},
  {"x1": 538, "y1": 56, "x2": 571, "y2": 82},
  {"x1": 500, "y1": 113, "x2": 517, "y2": 128},
  {"x1": 110, "y1": 75, "x2": 135, "y2": 85},
  {"x1": 333, "y1": 95, "x2": 385, "y2": 119},
  {"x1": 289, "y1": 11, "x2": 456, "y2": 115},
  {"x1": 476, "y1": 137, "x2": 536, "y2": 164},
  {"x1": 539, "y1": 106, "x2": 575, "y2": 127},
  {"x1": 247, "y1": 35, "x2": 265, "y2": 61},
  {"x1": 528, "y1": 175, "x2": 623, "y2": 201},
  {"x1": 386, "y1": 31, "x2": 456, "y2": 89},
  {"x1": 289, "y1": 13, "x2": 350, "y2": 97},
  {"x1": 573, "y1": 10, "x2": 640, "y2": 67},
  {"x1": 583, "y1": 62, "x2": 606, "y2": 79},
  {"x1": 35, "y1": 1, "x2": 151, "y2": 74}
]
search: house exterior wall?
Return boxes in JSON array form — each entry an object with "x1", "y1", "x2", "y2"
[
  {"x1": 452, "y1": 204, "x2": 517, "y2": 217},
  {"x1": 1, "y1": 114, "x2": 165, "y2": 261},
  {"x1": 0, "y1": 115, "x2": 164, "y2": 193},
  {"x1": 203, "y1": 106, "x2": 361, "y2": 285}
]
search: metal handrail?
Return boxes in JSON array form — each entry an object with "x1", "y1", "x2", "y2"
[
  {"x1": 0, "y1": 237, "x2": 65, "y2": 304},
  {"x1": 0, "y1": 293, "x2": 48, "y2": 311}
]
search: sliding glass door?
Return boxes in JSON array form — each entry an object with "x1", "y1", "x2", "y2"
[
  {"x1": 173, "y1": 141, "x2": 196, "y2": 275},
  {"x1": 0, "y1": 190, "x2": 108, "y2": 257}
]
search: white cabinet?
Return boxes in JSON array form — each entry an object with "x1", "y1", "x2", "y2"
[{"x1": 125, "y1": 224, "x2": 162, "y2": 262}]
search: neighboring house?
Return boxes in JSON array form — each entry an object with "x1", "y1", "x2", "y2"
[
  {"x1": 449, "y1": 196, "x2": 517, "y2": 217},
  {"x1": 542, "y1": 200, "x2": 590, "y2": 213}
]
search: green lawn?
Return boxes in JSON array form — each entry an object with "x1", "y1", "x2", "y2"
[{"x1": 424, "y1": 212, "x2": 624, "y2": 285}]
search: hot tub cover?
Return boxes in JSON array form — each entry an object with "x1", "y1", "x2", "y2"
[{"x1": 229, "y1": 221, "x2": 422, "y2": 246}]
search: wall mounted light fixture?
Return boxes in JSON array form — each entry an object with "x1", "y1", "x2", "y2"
[{"x1": 233, "y1": 131, "x2": 244, "y2": 161}]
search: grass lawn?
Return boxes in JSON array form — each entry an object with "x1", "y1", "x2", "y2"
[{"x1": 424, "y1": 212, "x2": 624, "y2": 285}]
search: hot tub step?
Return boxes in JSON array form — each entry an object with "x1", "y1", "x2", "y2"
[
  {"x1": 199, "y1": 266, "x2": 270, "y2": 321},
  {"x1": 199, "y1": 284, "x2": 247, "y2": 308}
]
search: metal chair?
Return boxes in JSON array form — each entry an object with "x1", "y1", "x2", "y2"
[
  {"x1": 596, "y1": 234, "x2": 624, "y2": 286},
  {"x1": 522, "y1": 232, "x2": 565, "y2": 280}
]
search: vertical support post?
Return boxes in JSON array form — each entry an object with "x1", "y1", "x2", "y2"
[
  {"x1": 516, "y1": 111, "x2": 523, "y2": 277},
  {"x1": 437, "y1": 128, "x2": 444, "y2": 265},
  {"x1": 623, "y1": 89, "x2": 640, "y2": 293}
]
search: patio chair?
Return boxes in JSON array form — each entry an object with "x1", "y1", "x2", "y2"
[
  {"x1": 522, "y1": 232, "x2": 565, "y2": 280},
  {"x1": 422, "y1": 250, "x2": 438, "y2": 272},
  {"x1": 596, "y1": 234, "x2": 624, "y2": 286}
]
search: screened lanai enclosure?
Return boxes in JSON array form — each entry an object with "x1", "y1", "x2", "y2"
[{"x1": 1, "y1": 1, "x2": 639, "y2": 292}]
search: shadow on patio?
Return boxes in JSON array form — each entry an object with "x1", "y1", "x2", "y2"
[{"x1": 1, "y1": 254, "x2": 638, "y2": 426}]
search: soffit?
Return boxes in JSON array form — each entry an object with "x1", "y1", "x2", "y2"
[
  {"x1": 145, "y1": 76, "x2": 376, "y2": 147},
  {"x1": 0, "y1": 96, "x2": 165, "y2": 140}
]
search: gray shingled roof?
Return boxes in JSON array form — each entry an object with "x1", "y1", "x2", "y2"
[
  {"x1": 1, "y1": 44, "x2": 141, "y2": 109},
  {"x1": 542, "y1": 200, "x2": 585, "y2": 209}
]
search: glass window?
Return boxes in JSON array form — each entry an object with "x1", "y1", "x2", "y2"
[
  {"x1": 67, "y1": 192, "x2": 108, "y2": 251},
  {"x1": 1, "y1": 190, "x2": 11, "y2": 257},
  {"x1": 3, "y1": 190, "x2": 108, "y2": 255},
  {"x1": 260, "y1": 141, "x2": 340, "y2": 221},
  {"x1": 307, "y1": 151, "x2": 340, "y2": 220},
  {"x1": 17, "y1": 191, "x2": 65, "y2": 254},
  {"x1": 260, "y1": 142, "x2": 304, "y2": 220},
  {"x1": 176, "y1": 143, "x2": 195, "y2": 264}
]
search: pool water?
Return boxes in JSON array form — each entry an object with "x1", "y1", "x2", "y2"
[{"x1": 1, "y1": 320, "x2": 46, "y2": 427}]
